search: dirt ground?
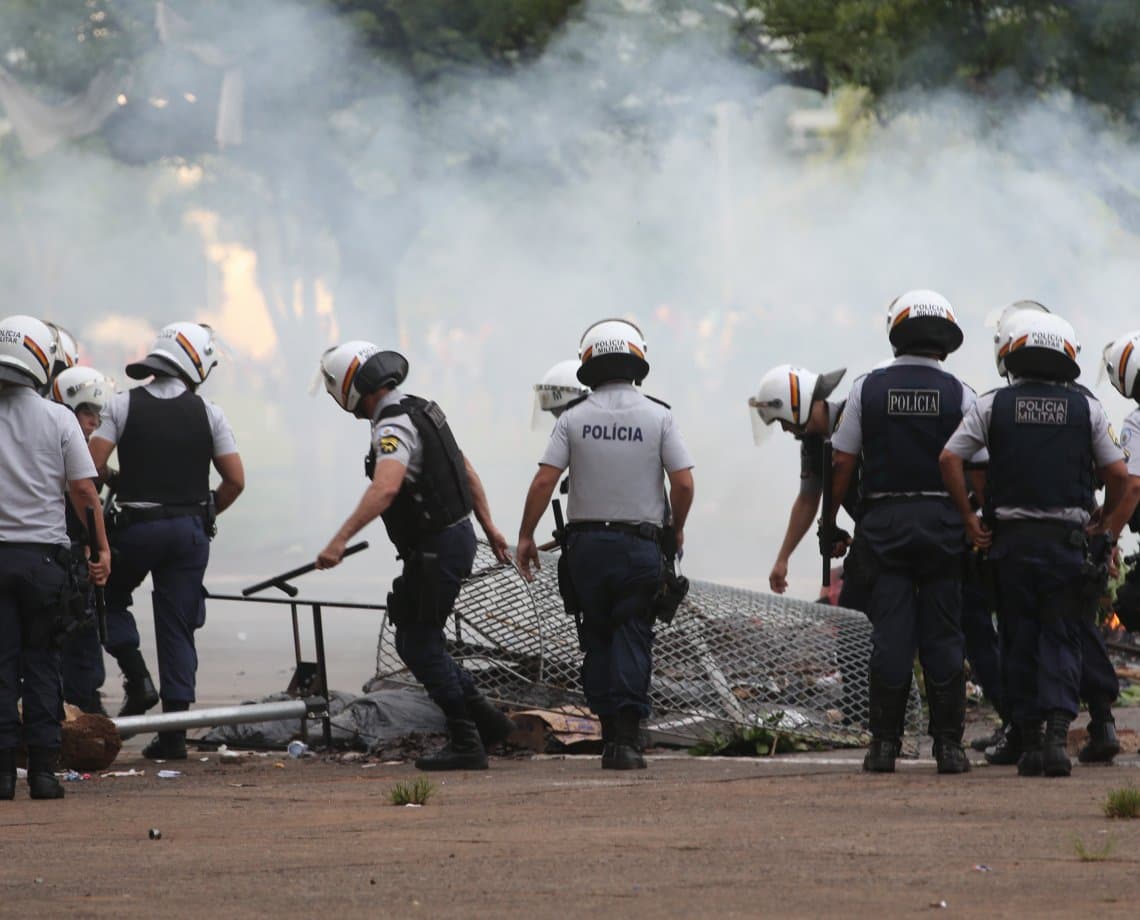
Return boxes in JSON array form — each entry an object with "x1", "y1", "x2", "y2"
[{"x1": 3, "y1": 714, "x2": 1140, "y2": 919}]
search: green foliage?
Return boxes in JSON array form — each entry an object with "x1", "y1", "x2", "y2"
[
  {"x1": 389, "y1": 777, "x2": 436, "y2": 805},
  {"x1": 1103, "y1": 785, "x2": 1140, "y2": 819},
  {"x1": 748, "y1": 0, "x2": 1140, "y2": 120},
  {"x1": 689, "y1": 713, "x2": 829, "y2": 756},
  {"x1": 1072, "y1": 834, "x2": 1116, "y2": 861}
]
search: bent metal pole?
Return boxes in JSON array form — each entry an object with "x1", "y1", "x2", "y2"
[{"x1": 113, "y1": 698, "x2": 324, "y2": 735}]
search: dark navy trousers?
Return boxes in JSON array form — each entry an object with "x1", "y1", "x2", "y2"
[
  {"x1": 392, "y1": 519, "x2": 478, "y2": 713},
  {"x1": 860, "y1": 499, "x2": 965, "y2": 688},
  {"x1": 566, "y1": 531, "x2": 662, "y2": 719},
  {"x1": 989, "y1": 531, "x2": 1085, "y2": 722},
  {"x1": 961, "y1": 572, "x2": 1003, "y2": 713},
  {"x1": 61, "y1": 604, "x2": 106, "y2": 711},
  {"x1": 0, "y1": 546, "x2": 69, "y2": 750},
  {"x1": 104, "y1": 515, "x2": 210, "y2": 705}
]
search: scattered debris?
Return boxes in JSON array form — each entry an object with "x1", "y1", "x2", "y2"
[
  {"x1": 148, "y1": 828, "x2": 162, "y2": 840},
  {"x1": 102, "y1": 769, "x2": 145, "y2": 778},
  {"x1": 286, "y1": 741, "x2": 309, "y2": 758},
  {"x1": 972, "y1": 865, "x2": 991, "y2": 872},
  {"x1": 156, "y1": 770, "x2": 182, "y2": 779}
]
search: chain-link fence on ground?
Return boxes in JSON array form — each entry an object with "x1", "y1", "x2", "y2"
[{"x1": 374, "y1": 542, "x2": 924, "y2": 753}]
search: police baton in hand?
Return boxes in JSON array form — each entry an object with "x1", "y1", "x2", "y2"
[
  {"x1": 819, "y1": 440, "x2": 833, "y2": 590},
  {"x1": 242, "y1": 542, "x2": 370, "y2": 597},
  {"x1": 85, "y1": 507, "x2": 108, "y2": 645}
]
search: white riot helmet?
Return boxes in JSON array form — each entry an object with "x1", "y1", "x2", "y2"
[
  {"x1": 1102, "y1": 330, "x2": 1140, "y2": 401},
  {"x1": 126, "y1": 322, "x2": 219, "y2": 385},
  {"x1": 577, "y1": 318, "x2": 649, "y2": 388},
  {"x1": 50, "y1": 366, "x2": 114, "y2": 412},
  {"x1": 989, "y1": 300, "x2": 1049, "y2": 378},
  {"x1": 1003, "y1": 311, "x2": 1081, "y2": 382},
  {"x1": 748, "y1": 364, "x2": 846, "y2": 444},
  {"x1": 318, "y1": 340, "x2": 409, "y2": 414},
  {"x1": 532, "y1": 359, "x2": 588, "y2": 427},
  {"x1": 886, "y1": 289, "x2": 963, "y2": 357},
  {"x1": 0, "y1": 314, "x2": 57, "y2": 387},
  {"x1": 45, "y1": 321, "x2": 80, "y2": 380}
]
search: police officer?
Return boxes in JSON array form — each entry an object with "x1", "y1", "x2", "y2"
[
  {"x1": 516, "y1": 319, "x2": 695, "y2": 770},
  {"x1": 941, "y1": 311, "x2": 1139, "y2": 777},
  {"x1": 748, "y1": 364, "x2": 852, "y2": 598},
  {"x1": 87, "y1": 322, "x2": 245, "y2": 760},
  {"x1": 50, "y1": 366, "x2": 116, "y2": 716},
  {"x1": 0, "y1": 315, "x2": 109, "y2": 800},
  {"x1": 979, "y1": 305, "x2": 1125, "y2": 767},
  {"x1": 533, "y1": 359, "x2": 588, "y2": 426},
  {"x1": 316, "y1": 342, "x2": 515, "y2": 771},
  {"x1": 829, "y1": 290, "x2": 973, "y2": 775},
  {"x1": 1096, "y1": 329, "x2": 1140, "y2": 758}
]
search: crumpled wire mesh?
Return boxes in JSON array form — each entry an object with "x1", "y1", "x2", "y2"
[{"x1": 375, "y1": 541, "x2": 924, "y2": 753}]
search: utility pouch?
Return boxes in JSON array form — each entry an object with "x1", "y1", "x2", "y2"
[{"x1": 204, "y1": 491, "x2": 218, "y2": 539}]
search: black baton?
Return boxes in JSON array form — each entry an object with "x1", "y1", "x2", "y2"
[
  {"x1": 85, "y1": 506, "x2": 108, "y2": 645},
  {"x1": 820, "y1": 439, "x2": 833, "y2": 591},
  {"x1": 242, "y1": 541, "x2": 370, "y2": 597}
]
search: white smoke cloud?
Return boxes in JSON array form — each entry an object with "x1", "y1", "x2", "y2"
[{"x1": 4, "y1": 0, "x2": 1140, "y2": 601}]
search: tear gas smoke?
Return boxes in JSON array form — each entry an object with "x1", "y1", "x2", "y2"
[{"x1": 4, "y1": 0, "x2": 1140, "y2": 601}]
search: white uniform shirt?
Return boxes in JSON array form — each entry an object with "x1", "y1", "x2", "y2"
[
  {"x1": 0, "y1": 385, "x2": 96, "y2": 545},
  {"x1": 1120, "y1": 407, "x2": 1140, "y2": 478},
  {"x1": 943, "y1": 379, "x2": 1123, "y2": 523},
  {"x1": 541, "y1": 382, "x2": 694, "y2": 525},
  {"x1": 369, "y1": 388, "x2": 425, "y2": 481}
]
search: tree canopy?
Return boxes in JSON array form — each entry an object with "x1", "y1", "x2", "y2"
[{"x1": 749, "y1": 0, "x2": 1140, "y2": 121}]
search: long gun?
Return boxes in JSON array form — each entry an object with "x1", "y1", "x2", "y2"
[
  {"x1": 242, "y1": 542, "x2": 370, "y2": 597},
  {"x1": 820, "y1": 439, "x2": 833, "y2": 591},
  {"x1": 85, "y1": 506, "x2": 108, "y2": 645}
]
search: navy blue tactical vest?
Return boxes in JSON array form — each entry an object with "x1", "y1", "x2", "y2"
[
  {"x1": 987, "y1": 382, "x2": 1094, "y2": 511},
  {"x1": 860, "y1": 365, "x2": 963, "y2": 495}
]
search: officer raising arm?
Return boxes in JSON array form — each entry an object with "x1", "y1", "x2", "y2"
[
  {"x1": 516, "y1": 319, "x2": 695, "y2": 771},
  {"x1": 1, "y1": 316, "x2": 109, "y2": 801},
  {"x1": 315, "y1": 342, "x2": 515, "y2": 772}
]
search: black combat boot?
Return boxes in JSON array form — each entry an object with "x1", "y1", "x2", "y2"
[
  {"x1": 142, "y1": 700, "x2": 189, "y2": 761},
  {"x1": 1042, "y1": 710, "x2": 1073, "y2": 777},
  {"x1": 464, "y1": 692, "x2": 516, "y2": 748},
  {"x1": 863, "y1": 673, "x2": 909, "y2": 773},
  {"x1": 1015, "y1": 721, "x2": 1044, "y2": 776},
  {"x1": 113, "y1": 647, "x2": 159, "y2": 718},
  {"x1": 27, "y1": 747, "x2": 64, "y2": 800},
  {"x1": 983, "y1": 723, "x2": 1022, "y2": 765},
  {"x1": 600, "y1": 715, "x2": 617, "y2": 769},
  {"x1": 1078, "y1": 700, "x2": 1121, "y2": 764},
  {"x1": 416, "y1": 702, "x2": 488, "y2": 771},
  {"x1": 927, "y1": 672, "x2": 970, "y2": 774},
  {"x1": 607, "y1": 709, "x2": 646, "y2": 770},
  {"x1": 0, "y1": 749, "x2": 15, "y2": 801}
]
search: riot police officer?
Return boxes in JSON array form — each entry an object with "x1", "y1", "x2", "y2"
[
  {"x1": 829, "y1": 290, "x2": 973, "y2": 775},
  {"x1": 0, "y1": 315, "x2": 109, "y2": 800},
  {"x1": 50, "y1": 366, "x2": 116, "y2": 716},
  {"x1": 1097, "y1": 329, "x2": 1140, "y2": 757},
  {"x1": 87, "y1": 323, "x2": 245, "y2": 760},
  {"x1": 941, "y1": 312, "x2": 1139, "y2": 777},
  {"x1": 316, "y1": 342, "x2": 515, "y2": 771},
  {"x1": 979, "y1": 304, "x2": 1123, "y2": 766},
  {"x1": 748, "y1": 364, "x2": 852, "y2": 598},
  {"x1": 533, "y1": 359, "x2": 588, "y2": 426},
  {"x1": 516, "y1": 319, "x2": 695, "y2": 770}
]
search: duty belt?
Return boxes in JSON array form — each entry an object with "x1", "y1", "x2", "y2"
[
  {"x1": 116, "y1": 504, "x2": 204, "y2": 525},
  {"x1": 0, "y1": 542, "x2": 72, "y2": 565},
  {"x1": 996, "y1": 519, "x2": 1085, "y2": 546},
  {"x1": 864, "y1": 493, "x2": 952, "y2": 507},
  {"x1": 565, "y1": 521, "x2": 662, "y2": 542}
]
